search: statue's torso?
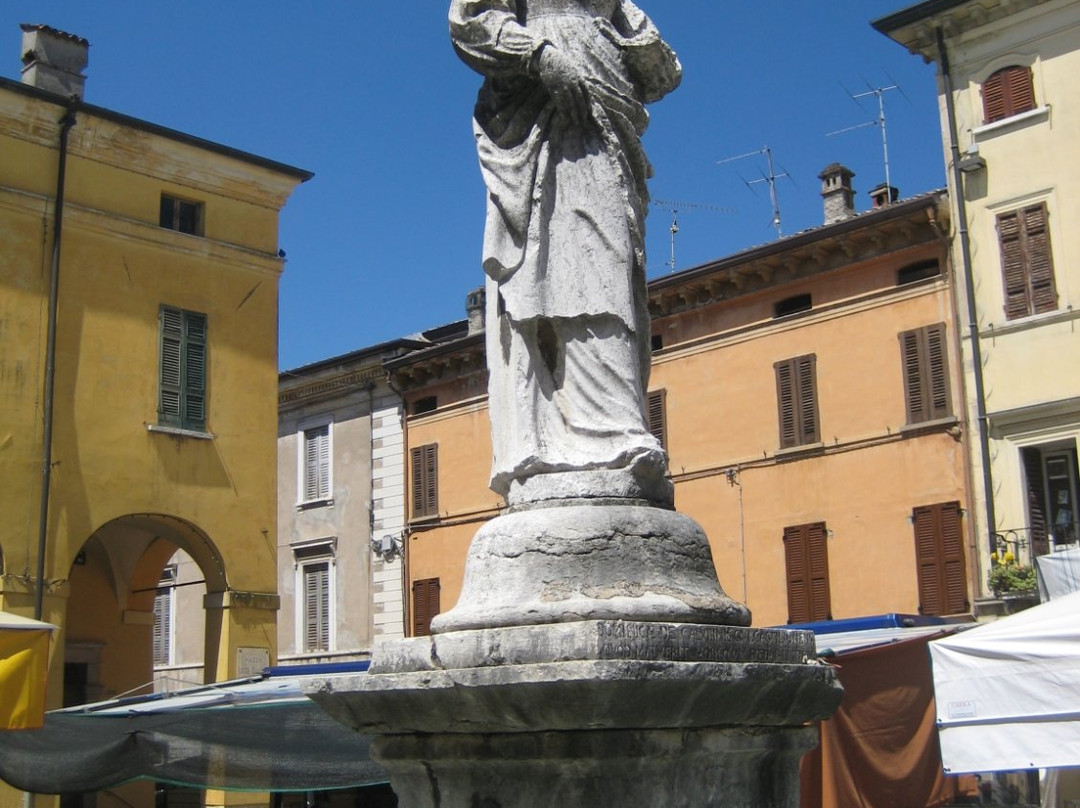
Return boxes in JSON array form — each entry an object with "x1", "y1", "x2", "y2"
[{"x1": 522, "y1": 0, "x2": 619, "y2": 22}]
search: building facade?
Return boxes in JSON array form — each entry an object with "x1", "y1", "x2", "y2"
[
  {"x1": 0, "y1": 24, "x2": 309, "y2": 737},
  {"x1": 875, "y1": 0, "x2": 1080, "y2": 604},
  {"x1": 275, "y1": 341, "x2": 421, "y2": 666},
  {"x1": 394, "y1": 177, "x2": 976, "y2": 630}
]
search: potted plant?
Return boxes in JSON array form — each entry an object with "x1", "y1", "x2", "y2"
[{"x1": 987, "y1": 551, "x2": 1038, "y2": 609}]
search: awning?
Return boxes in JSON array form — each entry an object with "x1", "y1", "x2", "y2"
[
  {"x1": 0, "y1": 665, "x2": 388, "y2": 794},
  {"x1": 0, "y1": 610, "x2": 56, "y2": 730},
  {"x1": 930, "y1": 589, "x2": 1080, "y2": 773}
]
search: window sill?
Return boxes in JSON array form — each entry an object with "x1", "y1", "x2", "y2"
[
  {"x1": 983, "y1": 305, "x2": 1077, "y2": 338},
  {"x1": 899, "y1": 416, "x2": 959, "y2": 437},
  {"x1": 147, "y1": 424, "x2": 214, "y2": 440},
  {"x1": 775, "y1": 442, "x2": 825, "y2": 461},
  {"x1": 297, "y1": 498, "x2": 333, "y2": 511},
  {"x1": 973, "y1": 105, "x2": 1050, "y2": 141}
]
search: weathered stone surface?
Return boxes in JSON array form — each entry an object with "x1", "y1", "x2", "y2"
[
  {"x1": 374, "y1": 726, "x2": 815, "y2": 808},
  {"x1": 431, "y1": 505, "x2": 751, "y2": 633},
  {"x1": 370, "y1": 620, "x2": 814, "y2": 673}
]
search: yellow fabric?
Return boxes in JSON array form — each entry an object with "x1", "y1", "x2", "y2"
[{"x1": 0, "y1": 629, "x2": 51, "y2": 730}]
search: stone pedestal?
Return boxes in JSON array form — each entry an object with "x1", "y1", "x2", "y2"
[{"x1": 307, "y1": 619, "x2": 841, "y2": 808}]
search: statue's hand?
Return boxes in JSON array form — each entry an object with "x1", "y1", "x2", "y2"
[{"x1": 536, "y1": 45, "x2": 590, "y2": 126}]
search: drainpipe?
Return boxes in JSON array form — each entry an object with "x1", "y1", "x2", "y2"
[
  {"x1": 35, "y1": 102, "x2": 77, "y2": 621},
  {"x1": 936, "y1": 29, "x2": 998, "y2": 558}
]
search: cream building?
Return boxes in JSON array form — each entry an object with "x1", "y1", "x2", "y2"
[{"x1": 875, "y1": 0, "x2": 1080, "y2": 602}]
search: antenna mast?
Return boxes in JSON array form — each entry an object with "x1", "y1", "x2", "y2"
[
  {"x1": 828, "y1": 83, "x2": 900, "y2": 193},
  {"x1": 717, "y1": 146, "x2": 789, "y2": 239},
  {"x1": 651, "y1": 199, "x2": 736, "y2": 272}
]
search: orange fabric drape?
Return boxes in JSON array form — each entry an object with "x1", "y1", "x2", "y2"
[{"x1": 801, "y1": 635, "x2": 977, "y2": 808}]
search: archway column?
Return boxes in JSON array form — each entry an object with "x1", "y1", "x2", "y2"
[{"x1": 202, "y1": 589, "x2": 279, "y2": 684}]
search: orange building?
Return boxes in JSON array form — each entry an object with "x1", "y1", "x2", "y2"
[{"x1": 393, "y1": 174, "x2": 975, "y2": 632}]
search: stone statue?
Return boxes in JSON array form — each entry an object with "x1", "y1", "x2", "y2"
[{"x1": 449, "y1": 0, "x2": 681, "y2": 507}]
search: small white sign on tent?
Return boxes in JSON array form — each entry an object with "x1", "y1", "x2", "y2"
[{"x1": 929, "y1": 589, "x2": 1080, "y2": 773}]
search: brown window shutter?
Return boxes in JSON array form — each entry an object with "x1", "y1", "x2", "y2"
[
  {"x1": 998, "y1": 204, "x2": 1057, "y2": 320},
  {"x1": 1022, "y1": 448, "x2": 1049, "y2": 556},
  {"x1": 783, "y1": 522, "x2": 831, "y2": 623},
  {"x1": 982, "y1": 70, "x2": 1006, "y2": 123},
  {"x1": 998, "y1": 210, "x2": 1030, "y2": 319},
  {"x1": 647, "y1": 389, "x2": 667, "y2": 450},
  {"x1": 1023, "y1": 205, "x2": 1057, "y2": 314},
  {"x1": 412, "y1": 577, "x2": 441, "y2": 637},
  {"x1": 775, "y1": 355, "x2": 819, "y2": 449},
  {"x1": 983, "y1": 65, "x2": 1034, "y2": 122},
  {"x1": 900, "y1": 324, "x2": 951, "y2": 424},
  {"x1": 913, "y1": 502, "x2": 968, "y2": 616},
  {"x1": 410, "y1": 444, "x2": 439, "y2": 519}
]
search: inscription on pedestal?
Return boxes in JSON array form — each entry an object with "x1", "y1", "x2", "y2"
[{"x1": 596, "y1": 622, "x2": 812, "y2": 664}]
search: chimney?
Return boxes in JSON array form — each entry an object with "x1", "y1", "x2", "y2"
[
  {"x1": 869, "y1": 183, "x2": 899, "y2": 210},
  {"x1": 465, "y1": 286, "x2": 486, "y2": 335},
  {"x1": 819, "y1": 163, "x2": 855, "y2": 225},
  {"x1": 20, "y1": 24, "x2": 89, "y2": 99}
]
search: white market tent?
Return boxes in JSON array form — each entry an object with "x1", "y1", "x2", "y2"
[{"x1": 929, "y1": 589, "x2": 1080, "y2": 774}]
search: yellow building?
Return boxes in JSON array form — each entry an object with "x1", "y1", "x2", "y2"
[
  {"x1": 0, "y1": 22, "x2": 310, "y2": 741},
  {"x1": 875, "y1": 0, "x2": 1080, "y2": 604},
  {"x1": 395, "y1": 178, "x2": 976, "y2": 631}
]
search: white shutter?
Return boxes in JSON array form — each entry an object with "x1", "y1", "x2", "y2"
[
  {"x1": 153, "y1": 588, "x2": 172, "y2": 667},
  {"x1": 303, "y1": 561, "x2": 331, "y2": 652},
  {"x1": 303, "y1": 425, "x2": 331, "y2": 501}
]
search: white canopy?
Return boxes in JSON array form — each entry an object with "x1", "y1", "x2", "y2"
[
  {"x1": 929, "y1": 589, "x2": 1080, "y2": 773},
  {"x1": 0, "y1": 610, "x2": 56, "y2": 630}
]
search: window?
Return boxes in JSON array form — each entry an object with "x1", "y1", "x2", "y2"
[
  {"x1": 998, "y1": 203, "x2": 1057, "y2": 320},
  {"x1": 912, "y1": 502, "x2": 968, "y2": 616},
  {"x1": 646, "y1": 389, "x2": 667, "y2": 451},
  {"x1": 294, "y1": 542, "x2": 335, "y2": 654},
  {"x1": 299, "y1": 423, "x2": 331, "y2": 504},
  {"x1": 412, "y1": 396, "x2": 437, "y2": 416},
  {"x1": 900, "y1": 323, "x2": 951, "y2": 424},
  {"x1": 981, "y1": 65, "x2": 1035, "y2": 124},
  {"x1": 410, "y1": 443, "x2": 439, "y2": 519},
  {"x1": 897, "y1": 260, "x2": 941, "y2": 286},
  {"x1": 783, "y1": 522, "x2": 831, "y2": 623},
  {"x1": 1022, "y1": 445, "x2": 1079, "y2": 556},
  {"x1": 775, "y1": 354, "x2": 819, "y2": 449},
  {"x1": 152, "y1": 565, "x2": 177, "y2": 668},
  {"x1": 159, "y1": 306, "x2": 207, "y2": 431},
  {"x1": 651, "y1": 333, "x2": 664, "y2": 352},
  {"x1": 412, "y1": 577, "x2": 441, "y2": 637},
  {"x1": 160, "y1": 194, "x2": 203, "y2": 236},
  {"x1": 774, "y1": 293, "x2": 812, "y2": 319}
]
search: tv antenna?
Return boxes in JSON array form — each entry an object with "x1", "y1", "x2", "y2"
[
  {"x1": 651, "y1": 198, "x2": 736, "y2": 272},
  {"x1": 717, "y1": 146, "x2": 790, "y2": 239},
  {"x1": 828, "y1": 81, "x2": 905, "y2": 195}
]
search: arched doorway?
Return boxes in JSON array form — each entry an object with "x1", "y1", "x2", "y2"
[{"x1": 63, "y1": 514, "x2": 228, "y2": 707}]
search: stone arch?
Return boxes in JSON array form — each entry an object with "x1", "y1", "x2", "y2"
[{"x1": 63, "y1": 513, "x2": 234, "y2": 706}]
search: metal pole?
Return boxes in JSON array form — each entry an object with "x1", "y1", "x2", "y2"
[
  {"x1": 35, "y1": 104, "x2": 76, "y2": 620},
  {"x1": 936, "y1": 29, "x2": 998, "y2": 557}
]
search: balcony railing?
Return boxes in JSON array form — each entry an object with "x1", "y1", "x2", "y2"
[{"x1": 994, "y1": 523, "x2": 1079, "y2": 560}]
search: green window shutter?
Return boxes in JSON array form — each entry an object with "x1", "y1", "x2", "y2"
[{"x1": 159, "y1": 306, "x2": 208, "y2": 431}]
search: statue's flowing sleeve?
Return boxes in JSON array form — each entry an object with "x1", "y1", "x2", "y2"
[
  {"x1": 449, "y1": 0, "x2": 545, "y2": 78},
  {"x1": 612, "y1": 0, "x2": 681, "y2": 102}
]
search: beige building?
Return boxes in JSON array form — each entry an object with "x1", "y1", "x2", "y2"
[{"x1": 875, "y1": 0, "x2": 1080, "y2": 600}]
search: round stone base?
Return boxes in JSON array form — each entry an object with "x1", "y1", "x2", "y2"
[
  {"x1": 374, "y1": 726, "x2": 815, "y2": 808},
  {"x1": 431, "y1": 503, "x2": 750, "y2": 633}
]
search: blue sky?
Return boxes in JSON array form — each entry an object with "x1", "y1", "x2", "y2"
[{"x1": 4, "y1": 3, "x2": 944, "y2": 370}]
